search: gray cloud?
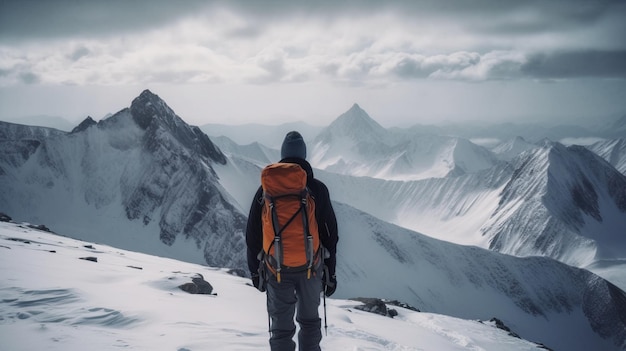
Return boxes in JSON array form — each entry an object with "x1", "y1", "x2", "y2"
[
  {"x1": 0, "y1": 0, "x2": 209, "y2": 41},
  {"x1": 1, "y1": 0, "x2": 625, "y2": 88},
  {"x1": 19, "y1": 72, "x2": 40, "y2": 84},
  {"x1": 3, "y1": 0, "x2": 624, "y2": 45},
  {"x1": 522, "y1": 50, "x2": 626, "y2": 79},
  {"x1": 68, "y1": 46, "x2": 91, "y2": 62}
]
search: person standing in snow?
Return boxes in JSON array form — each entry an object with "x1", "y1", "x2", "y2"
[{"x1": 246, "y1": 131, "x2": 339, "y2": 351}]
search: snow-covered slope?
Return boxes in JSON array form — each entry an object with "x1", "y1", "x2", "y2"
[
  {"x1": 0, "y1": 90, "x2": 247, "y2": 269},
  {"x1": 310, "y1": 104, "x2": 499, "y2": 180},
  {"x1": 485, "y1": 143, "x2": 626, "y2": 267},
  {"x1": 587, "y1": 138, "x2": 626, "y2": 175},
  {"x1": 0, "y1": 221, "x2": 558, "y2": 351},
  {"x1": 2, "y1": 215, "x2": 625, "y2": 350}
]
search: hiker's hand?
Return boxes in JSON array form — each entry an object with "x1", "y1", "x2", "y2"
[{"x1": 324, "y1": 274, "x2": 337, "y2": 297}]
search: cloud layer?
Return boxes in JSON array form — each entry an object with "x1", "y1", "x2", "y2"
[{"x1": 1, "y1": 0, "x2": 625, "y2": 88}]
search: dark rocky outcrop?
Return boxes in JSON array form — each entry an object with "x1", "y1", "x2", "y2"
[
  {"x1": 351, "y1": 297, "x2": 395, "y2": 318},
  {"x1": 178, "y1": 274, "x2": 214, "y2": 295}
]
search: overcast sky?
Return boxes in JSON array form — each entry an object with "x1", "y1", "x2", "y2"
[{"x1": 1, "y1": 0, "x2": 625, "y2": 127}]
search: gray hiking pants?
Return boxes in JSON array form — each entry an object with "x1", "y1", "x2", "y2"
[{"x1": 266, "y1": 269, "x2": 322, "y2": 351}]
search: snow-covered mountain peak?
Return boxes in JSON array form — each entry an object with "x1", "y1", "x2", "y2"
[
  {"x1": 0, "y1": 90, "x2": 243, "y2": 268},
  {"x1": 130, "y1": 89, "x2": 179, "y2": 130},
  {"x1": 325, "y1": 103, "x2": 387, "y2": 142},
  {"x1": 122, "y1": 90, "x2": 225, "y2": 164}
]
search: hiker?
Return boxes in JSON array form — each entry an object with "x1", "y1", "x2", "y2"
[{"x1": 246, "y1": 131, "x2": 339, "y2": 351}]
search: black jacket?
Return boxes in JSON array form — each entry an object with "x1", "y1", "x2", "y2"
[{"x1": 246, "y1": 157, "x2": 339, "y2": 277}]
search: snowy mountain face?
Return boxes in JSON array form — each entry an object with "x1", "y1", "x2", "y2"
[
  {"x1": 332, "y1": 203, "x2": 626, "y2": 351},
  {"x1": 0, "y1": 90, "x2": 247, "y2": 269},
  {"x1": 487, "y1": 143, "x2": 626, "y2": 266},
  {"x1": 310, "y1": 104, "x2": 499, "y2": 181},
  {"x1": 311, "y1": 142, "x2": 626, "y2": 284}
]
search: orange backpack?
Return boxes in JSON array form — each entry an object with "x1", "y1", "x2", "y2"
[{"x1": 261, "y1": 163, "x2": 320, "y2": 282}]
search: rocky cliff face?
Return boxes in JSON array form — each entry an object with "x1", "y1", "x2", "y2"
[{"x1": 0, "y1": 90, "x2": 246, "y2": 268}]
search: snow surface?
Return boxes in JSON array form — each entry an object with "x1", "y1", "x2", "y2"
[{"x1": 0, "y1": 222, "x2": 547, "y2": 351}]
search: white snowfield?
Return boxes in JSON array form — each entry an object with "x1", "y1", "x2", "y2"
[{"x1": 0, "y1": 222, "x2": 545, "y2": 351}]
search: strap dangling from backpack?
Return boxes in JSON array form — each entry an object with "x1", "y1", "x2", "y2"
[
  {"x1": 268, "y1": 199, "x2": 283, "y2": 282},
  {"x1": 300, "y1": 190, "x2": 315, "y2": 279}
]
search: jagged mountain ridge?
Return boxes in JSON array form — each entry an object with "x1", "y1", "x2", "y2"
[
  {"x1": 312, "y1": 141, "x2": 626, "y2": 270},
  {"x1": 0, "y1": 90, "x2": 247, "y2": 268},
  {"x1": 310, "y1": 104, "x2": 499, "y2": 180},
  {"x1": 486, "y1": 143, "x2": 626, "y2": 266}
]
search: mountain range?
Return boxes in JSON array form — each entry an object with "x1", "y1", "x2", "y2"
[
  {"x1": 211, "y1": 102, "x2": 626, "y2": 289},
  {"x1": 1, "y1": 90, "x2": 626, "y2": 350}
]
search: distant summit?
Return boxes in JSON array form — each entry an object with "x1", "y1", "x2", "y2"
[{"x1": 328, "y1": 103, "x2": 387, "y2": 141}]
